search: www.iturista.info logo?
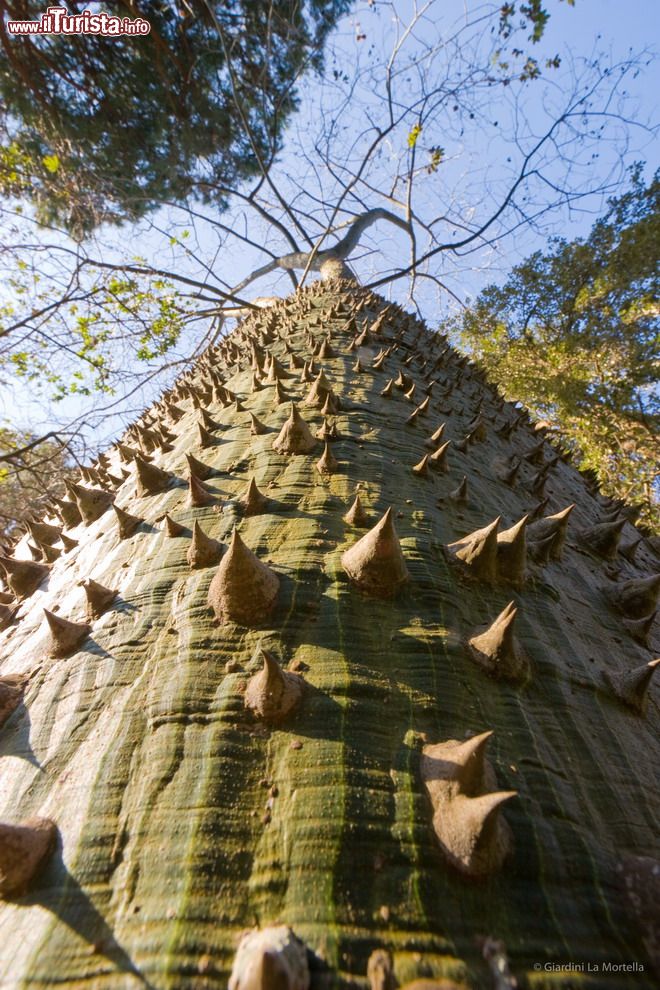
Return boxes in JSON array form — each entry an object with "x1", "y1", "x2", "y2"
[{"x1": 6, "y1": 5, "x2": 151, "y2": 36}]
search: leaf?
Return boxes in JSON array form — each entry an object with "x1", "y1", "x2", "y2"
[
  {"x1": 407, "y1": 124, "x2": 422, "y2": 149},
  {"x1": 427, "y1": 147, "x2": 445, "y2": 174},
  {"x1": 42, "y1": 154, "x2": 60, "y2": 174}
]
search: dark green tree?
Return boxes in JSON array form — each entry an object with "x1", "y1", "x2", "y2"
[
  {"x1": 450, "y1": 167, "x2": 659, "y2": 531},
  {"x1": 0, "y1": 0, "x2": 351, "y2": 235}
]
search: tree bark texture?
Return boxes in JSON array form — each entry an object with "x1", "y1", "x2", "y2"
[{"x1": 0, "y1": 277, "x2": 658, "y2": 989}]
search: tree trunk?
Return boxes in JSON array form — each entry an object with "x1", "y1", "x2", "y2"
[{"x1": 0, "y1": 276, "x2": 658, "y2": 989}]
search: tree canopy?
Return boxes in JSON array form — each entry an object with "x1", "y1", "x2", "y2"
[
  {"x1": 449, "y1": 166, "x2": 659, "y2": 529},
  {"x1": 0, "y1": 0, "x2": 351, "y2": 235}
]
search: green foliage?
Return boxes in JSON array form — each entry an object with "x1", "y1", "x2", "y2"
[
  {"x1": 426, "y1": 147, "x2": 445, "y2": 173},
  {"x1": 0, "y1": 427, "x2": 75, "y2": 538},
  {"x1": 0, "y1": 0, "x2": 350, "y2": 236},
  {"x1": 407, "y1": 124, "x2": 423, "y2": 149},
  {"x1": 495, "y1": 0, "x2": 570, "y2": 79},
  {"x1": 448, "y1": 166, "x2": 659, "y2": 530},
  {"x1": 0, "y1": 141, "x2": 33, "y2": 197},
  {"x1": 0, "y1": 265, "x2": 188, "y2": 401},
  {"x1": 498, "y1": 1, "x2": 570, "y2": 42}
]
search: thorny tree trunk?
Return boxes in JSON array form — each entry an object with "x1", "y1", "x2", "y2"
[{"x1": 0, "y1": 275, "x2": 658, "y2": 990}]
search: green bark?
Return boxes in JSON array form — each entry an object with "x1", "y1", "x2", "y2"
[{"x1": 0, "y1": 277, "x2": 658, "y2": 989}]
